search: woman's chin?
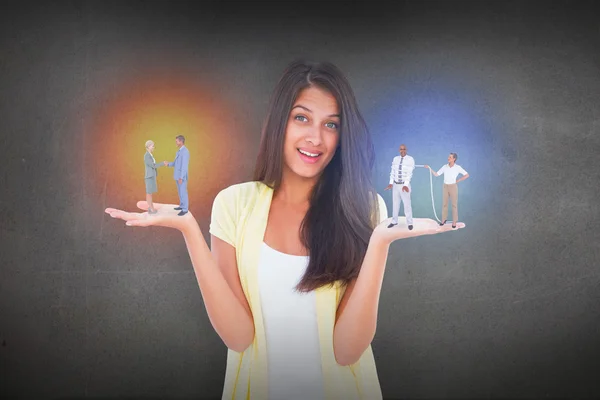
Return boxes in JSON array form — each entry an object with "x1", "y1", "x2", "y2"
[
  {"x1": 300, "y1": 171, "x2": 326, "y2": 181},
  {"x1": 283, "y1": 160, "x2": 329, "y2": 181},
  {"x1": 288, "y1": 166, "x2": 323, "y2": 180}
]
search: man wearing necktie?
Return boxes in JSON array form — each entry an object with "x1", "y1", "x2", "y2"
[
  {"x1": 163, "y1": 135, "x2": 190, "y2": 216},
  {"x1": 385, "y1": 144, "x2": 415, "y2": 230}
]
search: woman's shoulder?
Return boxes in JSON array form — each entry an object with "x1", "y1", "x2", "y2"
[
  {"x1": 212, "y1": 181, "x2": 271, "y2": 226},
  {"x1": 215, "y1": 181, "x2": 271, "y2": 202}
]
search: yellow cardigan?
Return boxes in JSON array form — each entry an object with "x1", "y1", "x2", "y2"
[{"x1": 209, "y1": 181, "x2": 388, "y2": 400}]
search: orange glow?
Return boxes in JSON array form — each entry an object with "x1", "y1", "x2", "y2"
[{"x1": 88, "y1": 73, "x2": 257, "y2": 216}]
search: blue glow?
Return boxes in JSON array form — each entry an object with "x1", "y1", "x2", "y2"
[{"x1": 369, "y1": 86, "x2": 496, "y2": 223}]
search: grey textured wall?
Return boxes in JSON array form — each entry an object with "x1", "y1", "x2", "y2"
[{"x1": 1, "y1": 1, "x2": 599, "y2": 399}]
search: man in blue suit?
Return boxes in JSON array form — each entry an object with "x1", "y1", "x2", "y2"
[{"x1": 163, "y1": 135, "x2": 190, "y2": 216}]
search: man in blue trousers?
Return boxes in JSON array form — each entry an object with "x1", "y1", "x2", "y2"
[{"x1": 164, "y1": 135, "x2": 190, "y2": 216}]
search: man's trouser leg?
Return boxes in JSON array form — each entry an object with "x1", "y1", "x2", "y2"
[
  {"x1": 392, "y1": 183, "x2": 402, "y2": 224},
  {"x1": 400, "y1": 186, "x2": 413, "y2": 225},
  {"x1": 448, "y1": 183, "x2": 458, "y2": 224},
  {"x1": 176, "y1": 180, "x2": 182, "y2": 208},
  {"x1": 178, "y1": 179, "x2": 188, "y2": 212},
  {"x1": 442, "y1": 183, "x2": 450, "y2": 222}
]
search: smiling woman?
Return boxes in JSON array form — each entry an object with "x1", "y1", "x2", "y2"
[
  {"x1": 284, "y1": 92, "x2": 340, "y2": 167},
  {"x1": 253, "y1": 62, "x2": 379, "y2": 292},
  {"x1": 106, "y1": 60, "x2": 460, "y2": 400}
]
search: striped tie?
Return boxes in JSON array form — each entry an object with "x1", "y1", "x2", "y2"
[{"x1": 398, "y1": 156, "x2": 404, "y2": 184}]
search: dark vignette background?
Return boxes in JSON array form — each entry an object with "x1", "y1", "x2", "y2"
[{"x1": 1, "y1": 1, "x2": 599, "y2": 399}]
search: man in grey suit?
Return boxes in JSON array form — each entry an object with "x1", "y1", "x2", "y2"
[{"x1": 163, "y1": 135, "x2": 190, "y2": 216}]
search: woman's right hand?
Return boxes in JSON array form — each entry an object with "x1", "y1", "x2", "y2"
[
  {"x1": 105, "y1": 201, "x2": 196, "y2": 232},
  {"x1": 106, "y1": 201, "x2": 254, "y2": 351}
]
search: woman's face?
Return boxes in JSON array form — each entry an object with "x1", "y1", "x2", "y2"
[
  {"x1": 282, "y1": 86, "x2": 340, "y2": 181},
  {"x1": 148, "y1": 143, "x2": 155, "y2": 152}
]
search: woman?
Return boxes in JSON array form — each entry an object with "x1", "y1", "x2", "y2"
[
  {"x1": 144, "y1": 140, "x2": 163, "y2": 214},
  {"x1": 107, "y1": 61, "x2": 462, "y2": 399}
]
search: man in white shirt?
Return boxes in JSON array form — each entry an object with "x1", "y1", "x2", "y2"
[
  {"x1": 425, "y1": 152, "x2": 469, "y2": 229},
  {"x1": 385, "y1": 144, "x2": 415, "y2": 230}
]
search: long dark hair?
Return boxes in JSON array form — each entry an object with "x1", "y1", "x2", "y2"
[{"x1": 254, "y1": 60, "x2": 380, "y2": 292}]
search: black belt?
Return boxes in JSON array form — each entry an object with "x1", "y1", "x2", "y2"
[{"x1": 394, "y1": 181, "x2": 404, "y2": 185}]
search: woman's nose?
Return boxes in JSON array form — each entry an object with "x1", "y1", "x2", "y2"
[{"x1": 305, "y1": 125, "x2": 323, "y2": 146}]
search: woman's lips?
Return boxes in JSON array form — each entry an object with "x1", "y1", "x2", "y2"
[{"x1": 297, "y1": 148, "x2": 322, "y2": 164}]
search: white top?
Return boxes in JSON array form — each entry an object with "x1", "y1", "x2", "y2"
[
  {"x1": 258, "y1": 242, "x2": 325, "y2": 400},
  {"x1": 436, "y1": 164, "x2": 468, "y2": 184},
  {"x1": 389, "y1": 155, "x2": 415, "y2": 185}
]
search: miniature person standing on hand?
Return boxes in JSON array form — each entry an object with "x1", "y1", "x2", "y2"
[
  {"x1": 163, "y1": 135, "x2": 190, "y2": 216},
  {"x1": 385, "y1": 144, "x2": 415, "y2": 230},
  {"x1": 425, "y1": 152, "x2": 469, "y2": 229}
]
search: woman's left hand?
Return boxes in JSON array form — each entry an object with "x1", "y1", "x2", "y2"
[{"x1": 371, "y1": 218, "x2": 466, "y2": 245}]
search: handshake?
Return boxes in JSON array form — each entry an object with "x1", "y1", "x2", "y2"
[{"x1": 163, "y1": 161, "x2": 169, "y2": 166}]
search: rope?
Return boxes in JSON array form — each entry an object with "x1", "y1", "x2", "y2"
[{"x1": 414, "y1": 165, "x2": 442, "y2": 223}]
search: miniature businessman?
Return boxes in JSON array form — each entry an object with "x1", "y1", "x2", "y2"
[
  {"x1": 163, "y1": 134, "x2": 190, "y2": 216},
  {"x1": 384, "y1": 144, "x2": 415, "y2": 230},
  {"x1": 425, "y1": 152, "x2": 469, "y2": 229}
]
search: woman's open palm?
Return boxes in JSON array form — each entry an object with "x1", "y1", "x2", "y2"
[
  {"x1": 105, "y1": 201, "x2": 194, "y2": 231},
  {"x1": 373, "y1": 217, "x2": 466, "y2": 244}
]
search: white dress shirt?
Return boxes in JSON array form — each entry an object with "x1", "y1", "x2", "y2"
[
  {"x1": 389, "y1": 155, "x2": 415, "y2": 185},
  {"x1": 436, "y1": 164, "x2": 468, "y2": 184}
]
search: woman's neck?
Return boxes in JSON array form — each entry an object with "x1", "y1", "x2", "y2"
[{"x1": 275, "y1": 171, "x2": 317, "y2": 206}]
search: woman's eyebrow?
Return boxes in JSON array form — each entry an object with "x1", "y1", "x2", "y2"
[
  {"x1": 292, "y1": 104, "x2": 340, "y2": 118},
  {"x1": 292, "y1": 105, "x2": 312, "y2": 113}
]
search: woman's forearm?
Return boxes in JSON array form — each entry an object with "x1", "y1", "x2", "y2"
[
  {"x1": 181, "y1": 220, "x2": 255, "y2": 352},
  {"x1": 333, "y1": 235, "x2": 390, "y2": 365}
]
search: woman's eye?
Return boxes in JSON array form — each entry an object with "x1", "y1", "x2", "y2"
[
  {"x1": 325, "y1": 122, "x2": 338, "y2": 129},
  {"x1": 295, "y1": 115, "x2": 308, "y2": 122}
]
